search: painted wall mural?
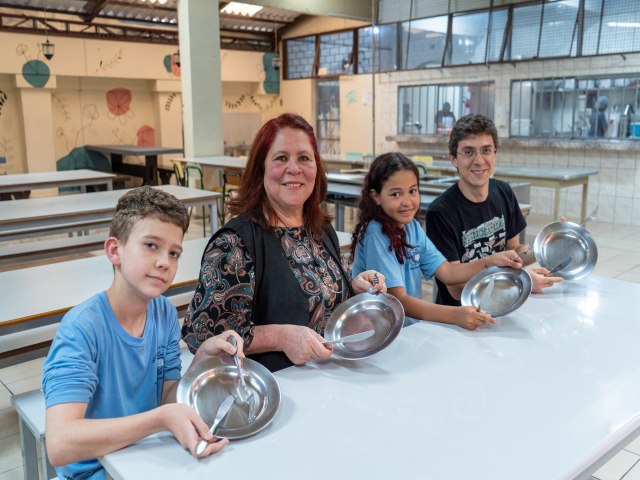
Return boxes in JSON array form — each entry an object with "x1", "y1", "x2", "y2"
[
  {"x1": 137, "y1": 125, "x2": 155, "y2": 146},
  {"x1": 262, "y1": 53, "x2": 280, "y2": 95},
  {"x1": 16, "y1": 44, "x2": 50, "y2": 88},
  {"x1": 96, "y1": 49, "x2": 123, "y2": 73},
  {"x1": 0, "y1": 90, "x2": 7, "y2": 117},
  {"x1": 165, "y1": 92, "x2": 178, "y2": 112},
  {"x1": 163, "y1": 54, "x2": 181, "y2": 77},
  {"x1": 106, "y1": 88, "x2": 135, "y2": 124},
  {"x1": 225, "y1": 94, "x2": 277, "y2": 112}
]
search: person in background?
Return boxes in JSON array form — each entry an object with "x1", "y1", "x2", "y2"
[
  {"x1": 350, "y1": 152, "x2": 522, "y2": 330},
  {"x1": 42, "y1": 186, "x2": 245, "y2": 480},
  {"x1": 181, "y1": 113, "x2": 386, "y2": 373},
  {"x1": 425, "y1": 114, "x2": 563, "y2": 307},
  {"x1": 589, "y1": 96, "x2": 611, "y2": 138},
  {"x1": 435, "y1": 102, "x2": 456, "y2": 133}
]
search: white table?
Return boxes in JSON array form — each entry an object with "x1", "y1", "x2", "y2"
[
  {"x1": 173, "y1": 155, "x2": 247, "y2": 170},
  {"x1": 0, "y1": 169, "x2": 115, "y2": 194},
  {"x1": 426, "y1": 161, "x2": 598, "y2": 222},
  {"x1": 0, "y1": 184, "x2": 220, "y2": 241},
  {"x1": 102, "y1": 274, "x2": 640, "y2": 480},
  {"x1": 86, "y1": 145, "x2": 184, "y2": 186}
]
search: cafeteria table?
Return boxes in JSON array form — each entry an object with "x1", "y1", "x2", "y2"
[
  {"x1": 0, "y1": 169, "x2": 115, "y2": 194},
  {"x1": 0, "y1": 184, "x2": 220, "y2": 241},
  {"x1": 425, "y1": 160, "x2": 598, "y2": 223},
  {"x1": 101, "y1": 274, "x2": 640, "y2": 480},
  {"x1": 86, "y1": 145, "x2": 184, "y2": 186}
]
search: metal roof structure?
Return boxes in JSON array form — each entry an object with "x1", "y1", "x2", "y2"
[{"x1": 0, "y1": 0, "x2": 302, "y2": 50}]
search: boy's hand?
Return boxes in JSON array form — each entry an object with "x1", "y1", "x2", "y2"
[
  {"x1": 160, "y1": 403, "x2": 229, "y2": 458},
  {"x1": 529, "y1": 267, "x2": 563, "y2": 293},
  {"x1": 489, "y1": 251, "x2": 523, "y2": 269},
  {"x1": 196, "y1": 330, "x2": 245, "y2": 360}
]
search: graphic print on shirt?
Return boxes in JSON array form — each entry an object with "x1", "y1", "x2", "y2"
[{"x1": 460, "y1": 216, "x2": 507, "y2": 262}]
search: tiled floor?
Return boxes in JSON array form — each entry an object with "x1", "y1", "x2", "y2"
[{"x1": 1, "y1": 213, "x2": 640, "y2": 480}]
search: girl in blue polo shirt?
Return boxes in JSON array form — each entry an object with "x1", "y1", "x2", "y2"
[{"x1": 350, "y1": 152, "x2": 522, "y2": 330}]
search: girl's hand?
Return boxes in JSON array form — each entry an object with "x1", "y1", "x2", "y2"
[
  {"x1": 529, "y1": 267, "x2": 563, "y2": 293},
  {"x1": 488, "y1": 251, "x2": 523, "y2": 269},
  {"x1": 352, "y1": 270, "x2": 387, "y2": 294},
  {"x1": 453, "y1": 306, "x2": 496, "y2": 330}
]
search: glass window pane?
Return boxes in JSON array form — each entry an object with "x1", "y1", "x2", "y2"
[
  {"x1": 401, "y1": 15, "x2": 448, "y2": 69},
  {"x1": 449, "y1": 11, "x2": 489, "y2": 65},
  {"x1": 358, "y1": 27, "x2": 373, "y2": 73},
  {"x1": 508, "y1": 3, "x2": 543, "y2": 61},
  {"x1": 319, "y1": 31, "x2": 354, "y2": 76},
  {"x1": 539, "y1": 0, "x2": 580, "y2": 58},
  {"x1": 598, "y1": 0, "x2": 640, "y2": 54},
  {"x1": 375, "y1": 23, "x2": 399, "y2": 72},
  {"x1": 582, "y1": 0, "x2": 604, "y2": 56},
  {"x1": 487, "y1": 8, "x2": 509, "y2": 62},
  {"x1": 286, "y1": 36, "x2": 316, "y2": 79},
  {"x1": 317, "y1": 80, "x2": 340, "y2": 154}
]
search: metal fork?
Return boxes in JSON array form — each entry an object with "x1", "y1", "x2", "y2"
[
  {"x1": 227, "y1": 336, "x2": 259, "y2": 423},
  {"x1": 519, "y1": 239, "x2": 534, "y2": 258}
]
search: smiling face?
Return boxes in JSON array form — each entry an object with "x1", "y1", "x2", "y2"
[
  {"x1": 263, "y1": 127, "x2": 317, "y2": 224},
  {"x1": 451, "y1": 133, "x2": 496, "y2": 201},
  {"x1": 112, "y1": 217, "x2": 184, "y2": 303},
  {"x1": 371, "y1": 169, "x2": 420, "y2": 227}
]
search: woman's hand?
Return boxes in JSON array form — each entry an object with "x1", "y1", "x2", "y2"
[
  {"x1": 453, "y1": 306, "x2": 496, "y2": 330},
  {"x1": 352, "y1": 270, "x2": 387, "y2": 294},
  {"x1": 278, "y1": 325, "x2": 333, "y2": 365},
  {"x1": 487, "y1": 251, "x2": 523, "y2": 269},
  {"x1": 529, "y1": 267, "x2": 564, "y2": 293}
]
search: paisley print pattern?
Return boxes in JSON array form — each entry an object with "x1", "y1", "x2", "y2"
[{"x1": 181, "y1": 227, "x2": 349, "y2": 353}]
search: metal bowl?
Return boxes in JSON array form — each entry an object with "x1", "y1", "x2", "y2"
[
  {"x1": 461, "y1": 267, "x2": 532, "y2": 317},
  {"x1": 176, "y1": 356, "x2": 280, "y2": 439},
  {"x1": 324, "y1": 292, "x2": 404, "y2": 360},
  {"x1": 534, "y1": 221, "x2": 598, "y2": 280}
]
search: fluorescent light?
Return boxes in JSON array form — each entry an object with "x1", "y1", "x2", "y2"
[
  {"x1": 220, "y1": 2, "x2": 263, "y2": 17},
  {"x1": 608, "y1": 22, "x2": 640, "y2": 28}
]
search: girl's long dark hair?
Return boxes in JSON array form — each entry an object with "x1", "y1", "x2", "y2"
[{"x1": 350, "y1": 152, "x2": 420, "y2": 264}]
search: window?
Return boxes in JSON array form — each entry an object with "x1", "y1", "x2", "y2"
[
  {"x1": 598, "y1": 0, "x2": 640, "y2": 54},
  {"x1": 397, "y1": 82, "x2": 495, "y2": 135},
  {"x1": 316, "y1": 80, "x2": 340, "y2": 155},
  {"x1": 511, "y1": 75, "x2": 640, "y2": 139},
  {"x1": 538, "y1": 0, "x2": 580, "y2": 58},
  {"x1": 286, "y1": 36, "x2": 316, "y2": 79},
  {"x1": 401, "y1": 15, "x2": 448, "y2": 69},
  {"x1": 449, "y1": 11, "x2": 491, "y2": 65},
  {"x1": 507, "y1": 3, "x2": 543, "y2": 61},
  {"x1": 319, "y1": 31, "x2": 354, "y2": 76}
]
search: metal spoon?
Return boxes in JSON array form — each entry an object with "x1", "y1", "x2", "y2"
[{"x1": 227, "y1": 336, "x2": 258, "y2": 423}]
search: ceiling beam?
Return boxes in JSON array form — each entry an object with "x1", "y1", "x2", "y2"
[
  {"x1": 242, "y1": 0, "x2": 373, "y2": 21},
  {"x1": 84, "y1": 0, "x2": 110, "y2": 22}
]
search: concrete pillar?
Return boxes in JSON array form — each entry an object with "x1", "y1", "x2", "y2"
[
  {"x1": 177, "y1": 0, "x2": 223, "y2": 158},
  {"x1": 15, "y1": 75, "x2": 57, "y2": 174}
]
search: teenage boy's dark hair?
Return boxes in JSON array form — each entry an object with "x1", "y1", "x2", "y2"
[
  {"x1": 448, "y1": 114, "x2": 499, "y2": 158},
  {"x1": 110, "y1": 186, "x2": 190, "y2": 242}
]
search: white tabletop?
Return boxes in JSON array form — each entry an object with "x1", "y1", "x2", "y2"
[
  {"x1": 102, "y1": 275, "x2": 640, "y2": 480},
  {"x1": 86, "y1": 145, "x2": 184, "y2": 156},
  {"x1": 0, "y1": 237, "x2": 208, "y2": 335},
  {"x1": 429, "y1": 160, "x2": 598, "y2": 181},
  {"x1": 0, "y1": 185, "x2": 220, "y2": 235},
  {"x1": 174, "y1": 156, "x2": 247, "y2": 170},
  {"x1": 0, "y1": 170, "x2": 115, "y2": 193}
]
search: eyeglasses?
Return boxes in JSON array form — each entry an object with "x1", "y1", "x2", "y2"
[{"x1": 457, "y1": 147, "x2": 497, "y2": 160}]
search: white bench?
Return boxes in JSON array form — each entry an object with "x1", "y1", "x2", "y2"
[
  {"x1": 0, "y1": 234, "x2": 106, "y2": 266},
  {"x1": 12, "y1": 348, "x2": 195, "y2": 480}
]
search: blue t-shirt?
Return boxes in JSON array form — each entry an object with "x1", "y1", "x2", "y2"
[
  {"x1": 352, "y1": 219, "x2": 446, "y2": 324},
  {"x1": 42, "y1": 291, "x2": 182, "y2": 480}
]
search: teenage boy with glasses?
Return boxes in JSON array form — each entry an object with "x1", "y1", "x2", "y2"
[{"x1": 425, "y1": 114, "x2": 562, "y2": 307}]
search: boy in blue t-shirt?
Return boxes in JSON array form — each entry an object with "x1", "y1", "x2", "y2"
[{"x1": 42, "y1": 186, "x2": 244, "y2": 480}]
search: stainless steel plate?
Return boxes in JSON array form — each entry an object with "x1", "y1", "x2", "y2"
[
  {"x1": 176, "y1": 356, "x2": 280, "y2": 439},
  {"x1": 324, "y1": 292, "x2": 404, "y2": 360},
  {"x1": 461, "y1": 267, "x2": 532, "y2": 317},
  {"x1": 534, "y1": 221, "x2": 598, "y2": 280}
]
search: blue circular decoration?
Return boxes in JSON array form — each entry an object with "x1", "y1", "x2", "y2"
[
  {"x1": 163, "y1": 54, "x2": 172, "y2": 73},
  {"x1": 22, "y1": 60, "x2": 50, "y2": 88}
]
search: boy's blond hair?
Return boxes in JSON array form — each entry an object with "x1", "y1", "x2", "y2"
[{"x1": 109, "y1": 186, "x2": 190, "y2": 242}]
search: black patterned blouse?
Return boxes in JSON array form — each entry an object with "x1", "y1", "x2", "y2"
[{"x1": 182, "y1": 225, "x2": 350, "y2": 353}]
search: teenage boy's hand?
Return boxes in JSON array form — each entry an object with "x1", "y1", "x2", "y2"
[
  {"x1": 160, "y1": 403, "x2": 229, "y2": 458},
  {"x1": 488, "y1": 250, "x2": 523, "y2": 269}
]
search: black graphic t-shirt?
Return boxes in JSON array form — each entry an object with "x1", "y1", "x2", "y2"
[{"x1": 425, "y1": 179, "x2": 526, "y2": 306}]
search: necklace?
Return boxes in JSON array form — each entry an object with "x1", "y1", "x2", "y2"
[{"x1": 273, "y1": 212, "x2": 334, "y2": 289}]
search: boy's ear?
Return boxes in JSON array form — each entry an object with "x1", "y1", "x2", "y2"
[
  {"x1": 104, "y1": 237, "x2": 122, "y2": 266},
  {"x1": 369, "y1": 189, "x2": 380, "y2": 206}
]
